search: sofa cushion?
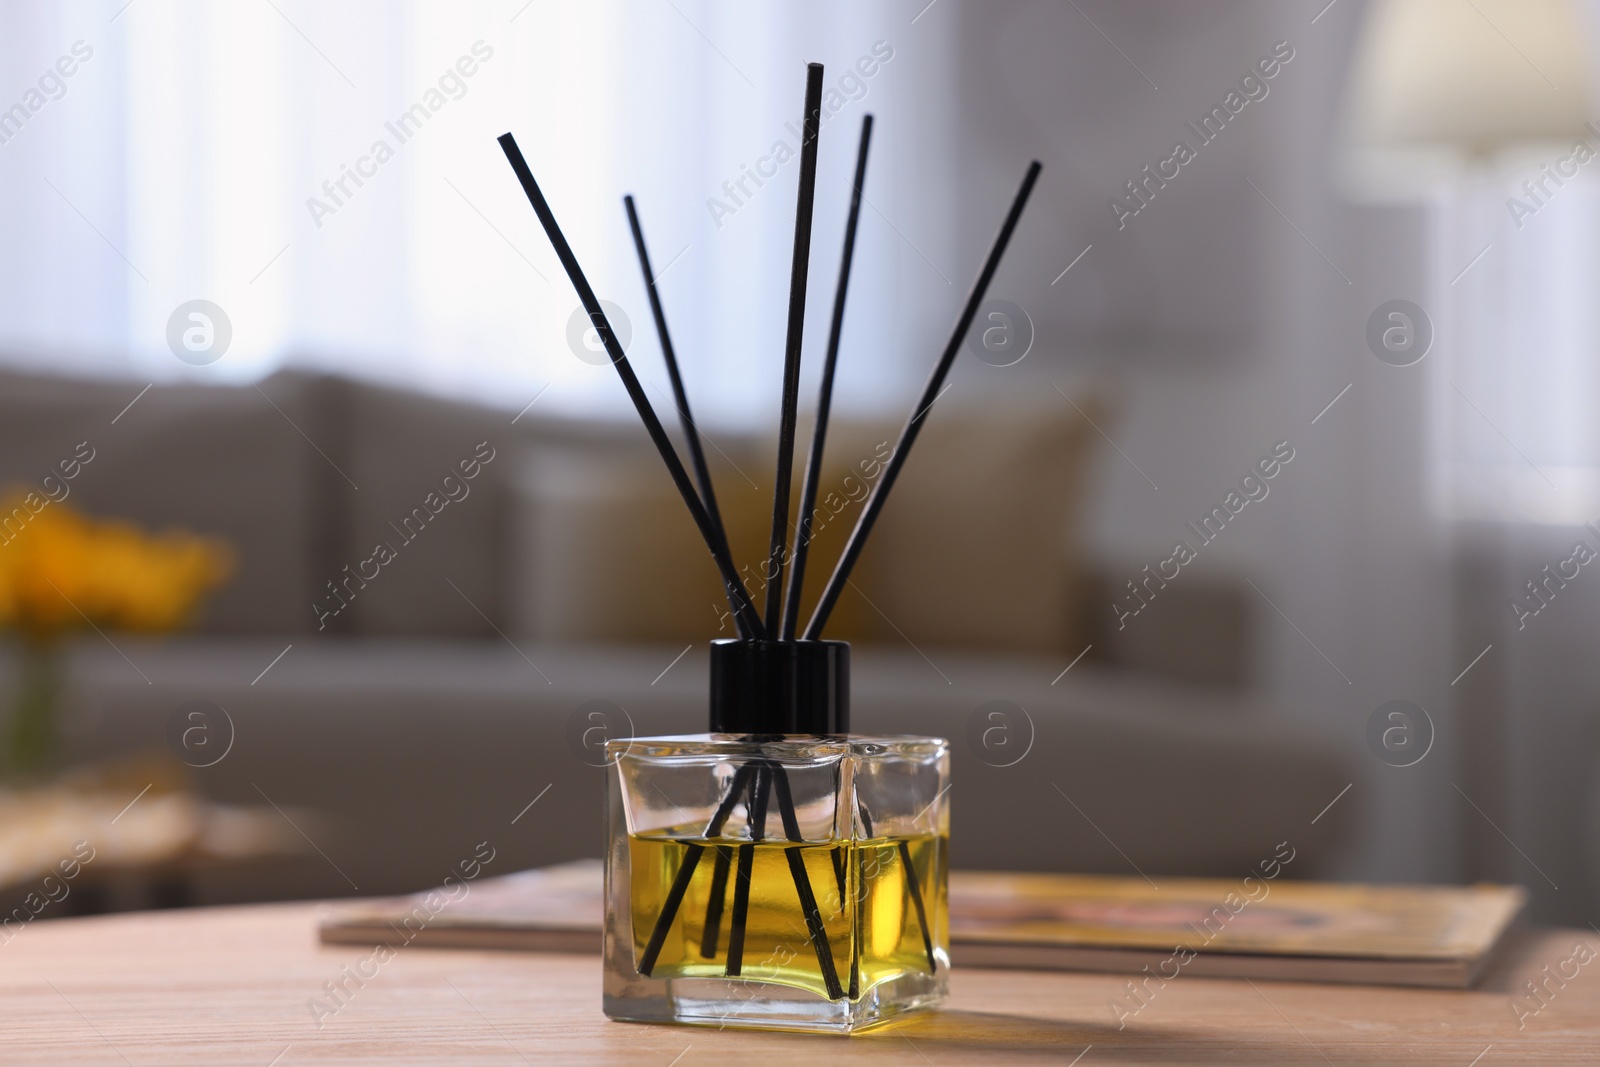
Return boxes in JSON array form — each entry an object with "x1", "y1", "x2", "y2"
[
  {"x1": 509, "y1": 398, "x2": 1099, "y2": 655},
  {"x1": 851, "y1": 397, "x2": 1100, "y2": 654}
]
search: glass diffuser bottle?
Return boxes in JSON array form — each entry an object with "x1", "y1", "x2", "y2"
[{"x1": 603, "y1": 640, "x2": 950, "y2": 1033}]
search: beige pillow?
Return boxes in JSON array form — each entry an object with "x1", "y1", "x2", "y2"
[
  {"x1": 512, "y1": 445, "x2": 732, "y2": 643},
  {"x1": 837, "y1": 399, "x2": 1099, "y2": 654},
  {"x1": 510, "y1": 397, "x2": 1098, "y2": 654}
]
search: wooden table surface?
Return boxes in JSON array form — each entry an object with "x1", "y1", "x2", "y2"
[{"x1": 0, "y1": 903, "x2": 1595, "y2": 1065}]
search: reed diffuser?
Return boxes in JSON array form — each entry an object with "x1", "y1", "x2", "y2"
[{"x1": 499, "y1": 62, "x2": 1039, "y2": 1034}]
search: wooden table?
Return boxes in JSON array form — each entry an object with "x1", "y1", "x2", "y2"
[{"x1": 0, "y1": 903, "x2": 1595, "y2": 1065}]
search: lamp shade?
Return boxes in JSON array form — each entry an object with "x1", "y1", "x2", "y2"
[{"x1": 1342, "y1": 0, "x2": 1594, "y2": 193}]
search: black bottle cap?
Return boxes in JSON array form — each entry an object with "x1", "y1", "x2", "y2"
[{"x1": 709, "y1": 639, "x2": 850, "y2": 736}]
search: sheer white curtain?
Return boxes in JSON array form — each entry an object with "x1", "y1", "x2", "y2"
[
  {"x1": 1419, "y1": 0, "x2": 1600, "y2": 525},
  {"x1": 0, "y1": 0, "x2": 951, "y2": 427},
  {"x1": 1435, "y1": 165, "x2": 1600, "y2": 525}
]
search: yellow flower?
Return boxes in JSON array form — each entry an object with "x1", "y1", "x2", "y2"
[{"x1": 0, "y1": 494, "x2": 233, "y2": 639}]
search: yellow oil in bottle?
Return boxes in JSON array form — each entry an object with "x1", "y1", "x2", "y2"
[{"x1": 629, "y1": 830, "x2": 947, "y2": 1002}]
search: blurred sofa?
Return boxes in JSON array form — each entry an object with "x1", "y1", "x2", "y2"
[{"x1": 0, "y1": 366, "x2": 1356, "y2": 903}]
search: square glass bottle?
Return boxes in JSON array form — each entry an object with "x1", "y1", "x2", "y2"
[{"x1": 602, "y1": 640, "x2": 951, "y2": 1033}]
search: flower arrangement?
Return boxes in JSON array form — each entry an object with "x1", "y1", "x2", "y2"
[{"x1": 0, "y1": 496, "x2": 233, "y2": 775}]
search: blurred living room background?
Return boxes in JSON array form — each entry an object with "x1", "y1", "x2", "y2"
[{"x1": 1, "y1": 0, "x2": 1598, "y2": 928}]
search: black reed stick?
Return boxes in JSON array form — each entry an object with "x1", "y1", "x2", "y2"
[
  {"x1": 725, "y1": 765, "x2": 771, "y2": 976},
  {"x1": 637, "y1": 762, "x2": 756, "y2": 976},
  {"x1": 636, "y1": 842, "x2": 704, "y2": 978},
  {"x1": 698, "y1": 845, "x2": 733, "y2": 958},
  {"x1": 898, "y1": 839, "x2": 937, "y2": 974},
  {"x1": 769, "y1": 760, "x2": 844, "y2": 999},
  {"x1": 497, "y1": 133, "x2": 765, "y2": 640},
  {"x1": 855, "y1": 789, "x2": 935, "y2": 975},
  {"x1": 780, "y1": 113, "x2": 873, "y2": 640},
  {"x1": 802, "y1": 160, "x2": 1043, "y2": 639},
  {"x1": 762, "y1": 62, "x2": 825, "y2": 636},
  {"x1": 623, "y1": 194, "x2": 745, "y2": 627}
]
